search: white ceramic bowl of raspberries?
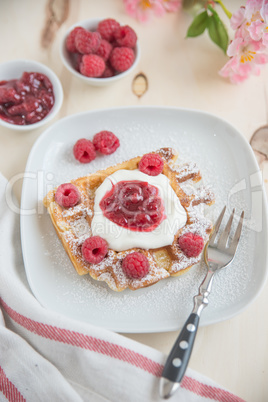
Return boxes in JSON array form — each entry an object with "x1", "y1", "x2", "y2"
[
  {"x1": 0, "y1": 59, "x2": 63, "y2": 131},
  {"x1": 60, "y1": 18, "x2": 140, "y2": 86}
]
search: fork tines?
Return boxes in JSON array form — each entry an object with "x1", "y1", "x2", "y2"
[
  {"x1": 210, "y1": 206, "x2": 244, "y2": 254},
  {"x1": 229, "y1": 210, "x2": 244, "y2": 254}
]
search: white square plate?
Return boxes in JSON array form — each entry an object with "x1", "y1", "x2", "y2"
[{"x1": 20, "y1": 107, "x2": 268, "y2": 333}]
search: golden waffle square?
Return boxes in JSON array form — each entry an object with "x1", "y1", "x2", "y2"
[{"x1": 43, "y1": 147, "x2": 215, "y2": 291}]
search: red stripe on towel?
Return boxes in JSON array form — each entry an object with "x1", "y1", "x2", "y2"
[
  {"x1": 0, "y1": 298, "x2": 245, "y2": 402},
  {"x1": 0, "y1": 366, "x2": 26, "y2": 402},
  {"x1": 182, "y1": 376, "x2": 244, "y2": 402}
]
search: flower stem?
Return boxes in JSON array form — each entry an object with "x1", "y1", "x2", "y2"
[{"x1": 214, "y1": 0, "x2": 232, "y2": 19}]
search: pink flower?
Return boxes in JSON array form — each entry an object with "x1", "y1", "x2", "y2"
[
  {"x1": 220, "y1": 0, "x2": 268, "y2": 83},
  {"x1": 230, "y1": 7, "x2": 246, "y2": 30},
  {"x1": 244, "y1": 0, "x2": 266, "y2": 20},
  {"x1": 219, "y1": 37, "x2": 268, "y2": 83},
  {"x1": 123, "y1": 0, "x2": 166, "y2": 22},
  {"x1": 123, "y1": 0, "x2": 181, "y2": 22},
  {"x1": 230, "y1": 0, "x2": 268, "y2": 44},
  {"x1": 161, "y1": 0, "x2": 182, "y2": 13}
]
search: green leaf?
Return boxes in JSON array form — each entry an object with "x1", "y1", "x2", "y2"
[
  {"x1": 207, "y1": 9, "x2": 229, "y2": 53},
  {"x1": 186, "y1": 11, "x2": 209, "y2": 38}
]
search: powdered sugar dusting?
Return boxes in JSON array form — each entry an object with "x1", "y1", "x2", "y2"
[
  {"x1": 62, "y1": 204, "x2": 92, "y2": 218},
  {"x1": 170, "y1": 161, "x2": 200, "y2": 181}
]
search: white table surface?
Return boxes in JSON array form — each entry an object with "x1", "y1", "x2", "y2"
[{"x1": 1, "y1": 1, "x2": 268, "y2": 401}]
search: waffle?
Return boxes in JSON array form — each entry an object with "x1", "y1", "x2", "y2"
[{"x1": 43, "y1": 147, "x2": 215, "y2": 291}]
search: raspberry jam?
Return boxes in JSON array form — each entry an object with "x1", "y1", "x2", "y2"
[
  {"x1": 0, "y1": 72, "x2": 55, "y2": 125},
  {"x1": 99, "y1": 180, "x2": 166, "y2": 232}
]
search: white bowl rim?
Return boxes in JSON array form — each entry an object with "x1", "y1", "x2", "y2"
[
  {"x1": 0, "y1": 59, "x2": 63, "y2": 131},
  {"x1": 59, "y1": 18, "x2": 141, "y2": 84}
]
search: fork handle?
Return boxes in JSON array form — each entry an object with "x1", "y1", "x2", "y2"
[
  {"x1": 160, "y1": 271, "x2": 215, "y2": 399},
  {"x1": 159, "y1": 313, "x2": 200, "y2": 398}
]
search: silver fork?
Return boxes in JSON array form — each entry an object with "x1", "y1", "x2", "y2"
[{"x1": 159, "y1": 206, "x2": 244, "y2": 399}]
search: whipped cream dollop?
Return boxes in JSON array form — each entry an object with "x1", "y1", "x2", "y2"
[{"x1": 91, "y1": 169, "x2": 187, "y2": 251}]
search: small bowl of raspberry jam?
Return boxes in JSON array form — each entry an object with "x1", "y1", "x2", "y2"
[
  {"x1": 0, "y1": 59, "x2": 63, "y2": 131},
  {"x1": 60, "y1": 18, "x2": 141, "y2": 87}
]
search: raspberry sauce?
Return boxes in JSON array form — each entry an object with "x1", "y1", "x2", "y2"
[
  {"x1": 99, "y1": 180, "x2": 166, "y2": 232},
  {"x1": 0, "y1": 72, "x2": 54, "y2": 125}
]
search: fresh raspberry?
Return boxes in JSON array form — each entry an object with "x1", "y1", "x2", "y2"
[
  {"x1": 138, "y1": 153, "x2": 164, "y2": 176},
  {"x1": 96, "y1": 39, "x2": 113, "y2": 61},
  {"x1": 114, "y1": 25, "x2": 137, "y2": 48},
  {"x1": 122, "y1": 252, "x2": 150, "y2": 279},
  {"x1": 75, "y1": 29, "x2": 101, "y2": 54},
  {"x1": 66, "y1": 26, "x2": 84, "y2": 52},
  {"x1": 178, "y1": 233, "x2": 204, "y2": 258},
  {"x1": 73, "y1": 138, "x2": 96, "y2": 163},
  {"x1": 109, "y1": 47, "x2": 135, "y2": 72},
  {"x1": 92, "y1": 130, "x2": 120, "y2": 155},
  {"x1": 97, "y1": 18, "x2": 120, "y2": 42},
  {"x1": 102, "y1": 64, "x2": 115, "y2": 78},
  {"x1": 55, "y1": 183, "x2": 81, "y2": 208},
  {"x1": 82, "y1": 236, "x2": 108, "y2": 264},
  {"x1": 80, "y1": 54, "x2": 106, "y2": 78}
]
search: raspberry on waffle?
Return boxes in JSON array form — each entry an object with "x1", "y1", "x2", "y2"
[{"x1": 43, "y1": 147, "x2": 215, "y2": 291}]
